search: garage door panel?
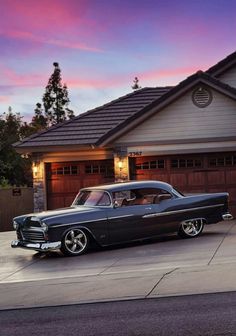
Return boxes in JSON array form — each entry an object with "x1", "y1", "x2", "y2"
[
  {"x1": 226, "y1": 188, "x2": 236, "y2": 203},
  {"x1": 64, "y1": 178, "x2": 81, "y2": 193},
  {"x1": 188, "y1": 172, "x2": 205, "y2": 186},
  {"x1": 226, "y1": 170, "x2": 236, "y2": 184},
  {"x1": 207, "y1": 171, "x2": 225, "y2": 185},
  {"x1": 46, "y1": 160, "x2": 114, "y2": 210},
  {"x1": 136, "y1": 174, "x2": 153, "y2": 181},
  {"x1": 150, "y1": 174, "x2": 169, "y2": 182},
  {"x1": 48, "y1": 196, "x2": 65, "y2": 210},
  {"x1": 83, "y1": 178, "x2": 103, "y2": 188},
  {"x1": 64, "y1": 195, "x2": 76, "y2": 206},
  {"x1": 49, "y1": 179, "x2": 65, "y2": 193},
  {"x1": 170, "y1": 173, "x2": 187, "y2": 187}
]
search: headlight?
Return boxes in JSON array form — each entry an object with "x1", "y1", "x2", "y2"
[
  {"x1": 41, "y1": 222, "x2": 48, "y2": 232},
  {"x1": 13, "y1": 220, "x2": 19, "y2": 230}
]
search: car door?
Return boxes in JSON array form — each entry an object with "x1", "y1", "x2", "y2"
[
  {"x1": 134, "y1": 188, "x2": 181, "y2": 237},
  {"x1": 147, "y1": 197, "x2": 181, "y2": 235},
  {"x1": 106, "y1": 203, "x2": 154, "y2": 244}
]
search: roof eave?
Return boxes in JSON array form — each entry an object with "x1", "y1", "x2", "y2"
[
  {"x1": 14, "y1": 143, "x2": 100, "y2": 154},
  {"x1": 206, "y1": 51, "x2": 236, "y2": 76}
]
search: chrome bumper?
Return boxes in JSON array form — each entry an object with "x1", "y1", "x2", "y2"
[
  {"x1": 222, "y1": 213, "x2": 234, "y2": 221},
  {"x1": 11, "y1": 240, "x2": 61, "y2": 252}
]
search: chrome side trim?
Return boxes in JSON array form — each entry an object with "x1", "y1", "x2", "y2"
[
  {"x1": 51, "y1": 217, "x2": 107, "y2": 228},
  {"x1": 142, "y1": 203, "x2": 224, "y2": 218},
  {"x1": 108, "y1": 214, "x2": 135, "y2": 220}
]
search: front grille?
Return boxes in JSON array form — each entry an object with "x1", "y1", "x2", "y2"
[
  {"x1": 21, "y1": 230, "x2": 45, "y2": 242},
  {"x1": 17, "y1": 230, "x2": 23, "y2": 240}
]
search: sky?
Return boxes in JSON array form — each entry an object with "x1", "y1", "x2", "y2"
[{"x1": 0, "y1": 0, "x2": 236, "y2": 122}]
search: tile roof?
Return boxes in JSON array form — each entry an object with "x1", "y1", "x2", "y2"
[
  {"x1": 14, "y1": 87, "x2": 173, "y2": 149},
  {"x1": 206, "y1": 50, "x2": 236, "y2": 76}
]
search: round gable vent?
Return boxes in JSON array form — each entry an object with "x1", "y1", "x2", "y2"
[{"x1": 192, "y1": 87, "x2": 212, "y2": 108}]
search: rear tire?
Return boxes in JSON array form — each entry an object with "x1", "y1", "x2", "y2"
[
  {"x1": 60, "y1": 228, "x2": 89, "y2": 256},
  {"x1": 178, "y1": 219, "x2": 205, "y2": 239}
]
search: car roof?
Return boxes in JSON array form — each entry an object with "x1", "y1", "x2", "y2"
[{"x1": 81, "y1": 180, "x2": 173, "y2": 193}]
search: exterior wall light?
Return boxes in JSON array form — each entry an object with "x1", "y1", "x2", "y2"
[
  {"x1": 33, "y1": 163, "x2": 38, "y2": 177},
  {"x1": 118, "y1": 160, "x2": 123, "y2": 170}
]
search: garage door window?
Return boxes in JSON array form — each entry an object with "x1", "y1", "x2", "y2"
[
  {"x1": 209, "y1": 155, "x2": 236, "y2": 167},
  {"x1": 171, "y1": 159, "x2": 202, "y2": 169},
  {"x1": 135, "y1": 160, "x2": 165, "y2": 170},
  {"x1": 85, "y1": 164, "x2": 114, "y2": 176},
  {"x1": 52, "y1": 165, "x2": 78, "y2": 175}
]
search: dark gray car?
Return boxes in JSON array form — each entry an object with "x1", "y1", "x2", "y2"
[{"x1": 11, "y1": 181, "x2": 233, "y2": 256}]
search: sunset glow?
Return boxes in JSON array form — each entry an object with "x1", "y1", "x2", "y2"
[{"x1": 0, "y1": 0, "x2": 236, "y2": 120}]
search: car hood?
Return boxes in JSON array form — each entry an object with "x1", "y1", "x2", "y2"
[{"x1": 14, "y1": 206, "x2": 103, "y2": 224}]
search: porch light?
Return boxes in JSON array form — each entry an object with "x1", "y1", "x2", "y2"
[
  {"x1": 32, "y1": 162, "x2": 39, "y2": 177},
  {"x1": 118, "y1": 160, "x2": 123, "y2": 169}
]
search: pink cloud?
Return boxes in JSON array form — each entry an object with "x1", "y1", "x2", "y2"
[
  {"x1": 0, "y1": 96, "x2": 10, "y2": 103},
  {"x1": 66, "y1": 66, "x2": 202, "y2": 89},
  {"x1": 3, "y1": 30, "x2": 103, "y2": 53},
  {"x1": 1, "y1": 0, "x2": 103, "y2": 53},
  {"x1": 140, "y1": 66, "x2": 202, "y2": 81},
  {"x1": 0, "y1": 62, "x2": 204, "y2": 93},
  {"x1": 0, "y1": 65, "x2": 45, "y2": 87}
]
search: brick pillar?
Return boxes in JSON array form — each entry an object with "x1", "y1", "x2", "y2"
[
  {"x1": 114, "y1": 152, "x2": 129, "y2": 182},
  {"x1": 33, "y1": 160, "x2": 46, "y2": 212}
]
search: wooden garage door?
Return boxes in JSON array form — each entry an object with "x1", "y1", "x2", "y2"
[
  {"x1": 46, "y1": 160, "x2": 114, "y2": 210},
  {"x1": 132, "y1": 153, "x2": 236, "y2": 215}
]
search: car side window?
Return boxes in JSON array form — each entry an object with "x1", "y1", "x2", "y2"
[
  {"x1": 152, "y1": 189, "x2": 173, "y2": 204},
  {"x1": 113, "y1": 190, "x2": 134, "y2": 207},
  {"x1": 113, "y1": 188, "x2": 173, "y2": 207}
]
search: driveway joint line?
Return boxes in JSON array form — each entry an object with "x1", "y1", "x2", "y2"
[
  {"x1": 0, "y1": 256, "x2": 45, "y2": 283},
  {"x1": 208, "y1": 222, "x2": 235, "y2": 266},
  {"x1": 145, "y1": 268, "x2": 178, "y2": 298},
  {"x1": 98, "y1": 258, "x2": 121, "y2": 276}
]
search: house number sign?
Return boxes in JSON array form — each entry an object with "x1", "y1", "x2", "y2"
[{"x1": 128, "y1": 151, "x2": 142, "y2": 157}]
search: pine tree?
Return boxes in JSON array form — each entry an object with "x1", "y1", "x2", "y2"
[
  {"x1": 31, "y1": 103, "x2": 48, "y2": 131},
  {"x1": 42, "y1": 62, "x2": 74, "y2": 125}
]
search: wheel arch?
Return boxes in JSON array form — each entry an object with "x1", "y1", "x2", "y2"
[
  {"x1": 180, "y1": 217, "x2": 207, "y2": 226},
  {"x1": 61, "y1": 225, "x2": 99, "y2": 245}
]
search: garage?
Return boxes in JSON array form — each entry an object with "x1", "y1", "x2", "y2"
[
  {"x1": 46, "y1": 159, "x2": 114, "y2": 209},
  {"x1": 132, "y1": 153, "x2": 236, "y2": 215}
]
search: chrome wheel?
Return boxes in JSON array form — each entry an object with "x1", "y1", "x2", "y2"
[
  {"x1": 178, "y1": 219, "x2": 204, "y2": 238},
  {"x1": 61, "y1": 229, "x2": 89, "y2": 256}
]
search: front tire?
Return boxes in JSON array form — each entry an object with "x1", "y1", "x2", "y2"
[
  {"x1": 178, "y1": 219, "x2": 205, "y2": 239},
  {"x1": 60, "y1": 228, "x2": 89, "y2": 256}
]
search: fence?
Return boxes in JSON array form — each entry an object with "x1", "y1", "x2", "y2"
[{"x1": 0, "y1": 187, "x2": 34, "y2": 232}]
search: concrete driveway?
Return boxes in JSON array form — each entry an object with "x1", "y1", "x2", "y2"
[{"x1": 0, "y1": 221, "x2": 236, "y2": 309}]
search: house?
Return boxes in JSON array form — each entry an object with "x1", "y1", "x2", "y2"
[{"x1": 15, "y1": 51, "x2": 236, "y2": 215}]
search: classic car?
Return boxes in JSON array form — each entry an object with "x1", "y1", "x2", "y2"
[{"x1": 11, "y1": 180, "x2": 233, "y2": 256}]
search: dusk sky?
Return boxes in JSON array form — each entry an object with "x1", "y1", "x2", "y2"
[{"x1": 1, "y1": 0, "x2": 236, "y2": 121}]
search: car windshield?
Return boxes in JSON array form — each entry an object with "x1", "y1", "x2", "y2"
[{"x1": 73, "y1": 190, "x2": 111, "y2": 207}]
